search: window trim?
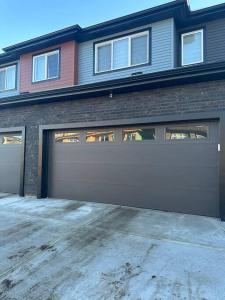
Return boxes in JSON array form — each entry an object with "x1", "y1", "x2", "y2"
[
  {"x1": 94, "y1": 30, "x2": 150, "y2": 74},
  {"x1": 0, "y1": 64, "x2": 17, "y2": 92},
  {"x1": 32, "y1": 49, "x2": 60, "y2": 83},
  {"x1": 181, "y1": 29, "x2": 204, "y2": 67}
]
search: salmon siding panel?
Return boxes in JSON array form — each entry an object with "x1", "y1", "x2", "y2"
[{"x1": 20, "y1": 41, "x2": 77, "y2": 93}]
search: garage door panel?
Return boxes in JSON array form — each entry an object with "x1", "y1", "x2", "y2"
[
  {"x1": 148, "y1": 188, "x2": 219, "y2": 217},
  {"x1": 51, "y1": 146, "x2": 218, "y2": 165},
  {"x1": 49, "y1": 179, "x2": 219, "y2": 216},
  {"x1": 151, "y1": 165, "x2": 218, "y2": 189},
  {"x1": 51, "y1": 156, "x2": 218, "y2": 191},
  {"x1": 48, "y1": 122, "x2": 219, "y2": 217},
  {"x1": 139, "y1": 144, "x2": 218, "y2": 165},
  {"x1": 0, "y1": 146, "x2": 21, "y2": 162},
  {"x1": 0, "y1": 133, "x2": 22, "y2": 194},
  {"x1": 51, "y1": 143, "x2": 218, "y2": 166}
]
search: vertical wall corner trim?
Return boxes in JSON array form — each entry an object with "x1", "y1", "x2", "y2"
[
  {"x1": 219, "y1": 112, "x2": 225, "y2": 221},
  {"x1": 19, "y1": 127, "x2": 26, "y2": 197}
]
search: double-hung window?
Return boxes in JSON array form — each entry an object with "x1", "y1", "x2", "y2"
[
  {"x1": 95, "y1": 31, "x2": 149, "y2": 73},
  {"x1": 33, "y1": 50, "x2": 59, "y2": 82},
  {"x1": 181, "y1": 29, "x2": 204, "y2": 66},
  {"x1": 0, "y1": 65, "x2": 16, "y2": 92}
]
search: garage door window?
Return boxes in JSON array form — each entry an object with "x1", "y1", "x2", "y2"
[
  {"x1": 123, "y1": 128, "x2": 155, "y2": 141},
  {"x1": 1, "y1": 135, "x2": 22, "y2": 145},
  {"x1": 86, "y1": 131, "x2": 115, "y2": 143},
  {"x1": 55, "y1": 132, "x2": 80, "y2": 143},
  {"x1": 165, "y1": 125, "x2": 208, "y2": 140}
]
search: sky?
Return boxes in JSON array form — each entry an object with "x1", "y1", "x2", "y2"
[{"x1": 0, "y1": 0, "x2": 225, "y2": 52}]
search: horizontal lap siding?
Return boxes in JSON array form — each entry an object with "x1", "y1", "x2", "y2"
[
  {"x1": 207, "y1": 18, "x2": 225, "y2": 63},
  {"x1": 78, "y1": 19, "x2": 175, "y2": 85}
]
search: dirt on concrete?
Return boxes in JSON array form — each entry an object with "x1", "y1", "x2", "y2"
[{"x1": 0, "y1": 195, "x2": 224, "y2": 299}]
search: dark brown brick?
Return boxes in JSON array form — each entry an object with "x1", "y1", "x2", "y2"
[{"x1": 0, "y1": 79, "x2": 225, "y2": 195}]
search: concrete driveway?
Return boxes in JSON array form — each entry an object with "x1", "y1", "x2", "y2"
[{"x1": 0, "y1": 194, "x2": 225, "y2": 300}]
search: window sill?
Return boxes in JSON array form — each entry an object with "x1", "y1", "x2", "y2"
[
  {"x1": 94, "y1": 62, "x2": 151, "y2": 76},
  {"x1": 32, "y1": 76, "x2": 60, "y2": 84},
  {"x1": 0, "y1": 88, "x2": 17, "y2": 94},
  {"x1": 181, "y1": 61, "x2": 204, "y2": 67}
]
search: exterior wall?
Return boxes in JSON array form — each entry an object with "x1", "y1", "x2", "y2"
[
  {"x1": 177, "y1": 18, "x2": 225, "y2": 66},
  {"x1": 173, "y1": 21, "x2": 178, "y2": 68},
  {"x1": 0, "y1": 62, "x2": 20, "y2": 98},
  {"x1": 20, "y1": 41, "x2": 78, "y2": 93},
  {"x1": 78, "y1": 19, "x2": 175, "y2": 85},
  {"x1": 0, "y1": 80, "x2": 225, "y2": 195},
  {"x1": 206, "y1": 18, "x2": 225, "y2": 63}
]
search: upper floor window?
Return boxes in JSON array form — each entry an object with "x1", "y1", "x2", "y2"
[
  {"x1": 0, "y1": 65, "x2": 16, "y2": 92},
  {"x1": 33, "y1": 50, "x2": 59, "y2": 82},
  {"x1": 181, "y1": 29, "x2": 204, "y2": 66},
  {"x1": 95, "y1": 31, "x2": 149, "y2": 73}
]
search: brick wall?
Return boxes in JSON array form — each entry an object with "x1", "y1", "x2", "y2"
[
  {"x1": 0, "y1": 79, "x2": 225, "y2": 195},
  {"x1": 20, "y1": 41, "x2": 77, "y2": 93}
]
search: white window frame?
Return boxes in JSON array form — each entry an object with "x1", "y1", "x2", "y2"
[
  {"x1": 0, "y1": 65, "x2": 16, "y2": 92},
  {"x1": 95, "y1": 31, "x2": 149, "y2": 74},
  {"x1": 32, "y1": 50, "x2": 60, "y2": 82},
  {"x1": 181, "y1": 29, "x2": 204, "y2": 66}
]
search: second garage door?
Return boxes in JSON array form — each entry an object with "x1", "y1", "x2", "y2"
[
  {"x1": 0, "y1": 132, "x2": 22, "y2": 194},
  {"x1": 48, "y1": 122, "x2": 219, "y2": 217}
]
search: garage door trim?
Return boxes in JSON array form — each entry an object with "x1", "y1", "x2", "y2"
[
  {"x1": 0, "y1": 127, "x2": 26, "y2": 196},
  {"x1": 37, "y1": 111, "x2": 225, "y2": 220}
]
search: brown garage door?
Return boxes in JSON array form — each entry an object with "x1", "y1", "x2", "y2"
[
  {"x1": 48, "y1": 122, "x2": 219, "y2": 217},
  {"x1": 0, "y1": 132, "x2": 22, "y2": 194}
]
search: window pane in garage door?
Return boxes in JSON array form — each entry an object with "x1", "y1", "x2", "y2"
[
  {"x1": 0, "y1": 134, "x2": 22, "y2": 145},
  {"x1": 165, "y1": 125, "x2": 208, "y2": 140},
  {"x1": 122, "y1": 128, "x2": 155, "y2": 141},
  {"x1": 55, "y1": 132, "x2": 80, "y2": 143},
  {"x1": 86, "y1": 130, "x2": 115, "y2": 143}
]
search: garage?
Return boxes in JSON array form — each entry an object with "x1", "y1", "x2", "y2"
[
  {"x1": 47, "y1": 122, "x2": 219, "y2": 217},
  {"x1": 0, "y1": 131, "x2": 23, "y2": 194}
]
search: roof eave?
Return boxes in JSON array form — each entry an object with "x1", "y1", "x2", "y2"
[
  {"x1": 2, "y1": 25, "x2": 81, "y2": 54},
  {"x1": 0, "y1": 53, "x2": 19, "y2": 65},
  {"x1": 177, "y1": 1, "x2": 225, "y2": 26}
]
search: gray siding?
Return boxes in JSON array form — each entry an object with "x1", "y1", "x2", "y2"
[
  {"x1": 207, "y1": 18, "x2": 225, "y2": 63},
  {"x1": 0, "y1": 62, "x2": 20, "y2": 99},
  {"x1": 177, "y1": 18, "x2": 225, "y2": 66},
  {"x1": 78, "y1": 19, "x2": 175, "y2": 85}
]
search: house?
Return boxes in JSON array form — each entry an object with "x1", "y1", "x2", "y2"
[{"x1": 0, "y1": 0, "x2": 225, "y2": 219}]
